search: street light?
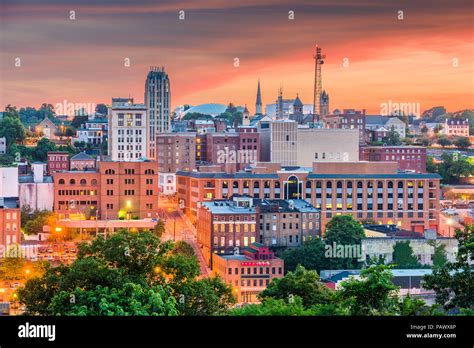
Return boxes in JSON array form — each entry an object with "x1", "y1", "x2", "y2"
[{"x1": 447, "y1": 218, "x2": 453, "y2": 237}]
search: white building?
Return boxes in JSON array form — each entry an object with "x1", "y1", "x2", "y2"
[
  {"x1": 19, "y1": 163, "x2": 54, "y2": 211},
  {"x1": 75, "y1": 117, "x2": 108, "y2": 145},
  {"x1": 108, "y1": 99, "x2": 147, "y2": 161},
  {"x1": 0, "y1": 167, "x2": 18, "y2": 197},
  {"x1": 260, "y1": 120, "x2": 360, "y2": 167},
  {"x1": 158, "y1": 173, "x2": 176, "y2": 195}
]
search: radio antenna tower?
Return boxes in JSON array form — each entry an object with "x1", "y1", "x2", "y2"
[{"x1": 313, "y1": 45, "x2": 326, "y2": 117}]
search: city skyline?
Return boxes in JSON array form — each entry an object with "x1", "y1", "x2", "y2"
[{"x1": 1, "y1": 0, "x2": 472, "y2": 114}]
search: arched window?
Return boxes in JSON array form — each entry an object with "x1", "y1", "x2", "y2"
[
  {"x1": 264, "y1": 181, "x2": 270, "y2": 189},
  {"x1": 80, "y1": 179, "x2": 87, "y2": 186},
  {"x1": 222, "y1": 181, "x2": 228, "y2": 189},
  {"x1": 326, "y1": 181, "x2": 332, "y2": 189},
  {"x1": 337, "y1": 181, "x2": 342, "y2": 189},
  {"x1": 69, "y1": 179, "x2": 76, "y2": 185},
  {"x1": 378, "y1": 181, "x2": 383, "y2": 189},
  {"x1": 398, "y1": 181, "x2": 404, "y2": 189},
  {"x1": 232, "y1": 181, "x2": 239, "y2": 189},
  {"x1": 347, "y1": 181, "x2": 353, "y2": 189},
  {"x1": 253, "y1": 181, "x2": 260, "y2": 198},
  {"x1": 388, "y1": 181, "x2": 393, "y2": 189},
  {"x1": 91, "y1": 179, "x2": 97, "y2": 186},
  {"x1": 58, "y1": 179, "x2": 65, "y2": 185},
  {"x1": 357, "y1": 181, "x2": 363, "y2": 189},
  {"x1": 306, "y1": 181, "x2": 312, "y2": 189}
]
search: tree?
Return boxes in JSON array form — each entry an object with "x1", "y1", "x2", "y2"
[
  {"x1": 426, "y1": 156, "x2": 437, "y2": 173},
  {"x1": 339, "y1": 264, "x2": 400, "y2": 315},
  {"x1": 173, "y1": 276, "x2": 235, "y2": 316},
  {"x1": 454, "y1": 137, "x2": 471, "y2": 150},
  {"x1": 428, "y1": 240, "x2": 448, "y2": 268},
  {"x1": 18, "y1": 230, "x2": 234, "y2": 316},
  {"x1": 172, "y1": 241, "x2": 195, "y2": 258},
  {"x1": 0, "y1": 115, "x2": 26, "y2": 149},
  {"x1": 324, "y1": 215, "x2": 366, "y2": 269},
  {"x1": 392, "y1": 241, "x2": 421, "y2": 269},
  {"x1": 0, "y1": 257, "x2": 26, "y2": 280},
  {"x1": 423, "y1": 225, "x2": 474, "y2": 309},
  {"x1": 47, "y1": 283, "x2": 177, "y2": 316},
  {"x1": 383, "y1": 127, "x2": 402, "y2": 146},
  {"x1": 281, "y1": 237, "x2": 328, "y2": 273},
  {"x1": 153, "y1": 220, "x2": 166, "y2": 238},
  {"x1": 231, "y1": 296, "x2": 314, "y2": 316},
  {"x1": 258, "y1": 265, "x2": 333, "y2": 308},
  {"x1": 95, "y1": 104, "x2": 108, "y2": 115},
  {"x1": 23, "y1": 210, "x2": 55, "y2": 235},
  {"x1": 71, "y1": 115, "x2": 88, "y2": 129},
  {"x1": 437, "y1": 136, "x2": 452, "y2": 147},
  {"x1": 436, "y1": 153, "x2": 474, "y2": 184}
]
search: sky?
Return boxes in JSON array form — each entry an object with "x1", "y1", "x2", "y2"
[{"x1": 0, "y1": 0, "x2": 472, "y2": 115}]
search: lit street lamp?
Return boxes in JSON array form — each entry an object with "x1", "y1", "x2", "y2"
[{"x1": 447, "y1": 218, "x2": 453, "y2": 237}]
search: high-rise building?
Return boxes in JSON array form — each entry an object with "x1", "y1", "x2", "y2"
[
  {"x1": 145, "y1": 67, "x2": 171, "y2": 159},
  {"x1": 108, "y1": 98, "x2": 147, "y2": 161},
  {"x1": 255, "y1": 80, "x2": 262, "y2": 115}
]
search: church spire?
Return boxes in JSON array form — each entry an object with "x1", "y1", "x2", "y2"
[{"x1": 255, "y1": 79, "x2": 262, "y2": 115}]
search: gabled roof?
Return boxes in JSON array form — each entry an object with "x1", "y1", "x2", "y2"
[
  {"x1": 293, "y1": 94, "x2": 303, "y2": 107},
  {"x1": 71, "y1": 152, "x2": 94, "y2": 161},
  {"x1": 365, "y1": 115, "x2": 386, "y2": 125}
]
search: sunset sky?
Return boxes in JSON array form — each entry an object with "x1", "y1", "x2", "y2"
[{"x1": 1, "y1": 0, "x2": 472, "y2": 115}]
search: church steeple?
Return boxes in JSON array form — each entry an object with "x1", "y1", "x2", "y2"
[{"x1": 255, "y1": 79, "x2": 262, "y2": 115}]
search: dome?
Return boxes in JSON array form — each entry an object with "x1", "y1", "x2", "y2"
[{"x1": 182, "y1": 103, "x2": 227, "y2": 117}]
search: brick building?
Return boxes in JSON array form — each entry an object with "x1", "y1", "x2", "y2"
[
  {"x1": 197, "y1": 195, "x2": 320, "y2": 267},
  {"x1": 156, "y1": 132, "x2": 196, "y2": 173},
  {"x1": 53, "y1": 160, "x2": 158, "y2": 220},
  {"x1": 360, "y1": 146, "x2": 427, "y2": 173},
  {"x1": 0, "y1": 197, "x2": 21, "y2": 251},
  {"x1": 323, "y1": 109, "x2": 366, "y2": 145},
  {"x1": 212, "y1": 243, "x2": 284, "y2": 303},
  {"x1": 179, "y1": 161, "x2": 441, "y2": 233},
  {"x1": 47, "y1": 151, "x2": 69, "y2": 175},
  {"x1": 70, "y1": 152, "x2": 96, "y2": 171}
]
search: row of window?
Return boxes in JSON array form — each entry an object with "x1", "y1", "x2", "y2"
[{"x1": 228, "y1": 266, "x2": 282, "y2": 275}]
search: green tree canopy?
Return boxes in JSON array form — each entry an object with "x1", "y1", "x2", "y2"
[
  {"x1": 339, "y1": 264, "x2": 400, "y2": 315},
  {"x1": 258, "y1": 265, "x2": 333, "y2": 308},
  {"x1": 453, "y1": 136, "x2": 471, "y2": 150},
  {"x1": 281, "y1": 237, "x2": 328, "y2": 273},
  {"x1": 423, "y1": 225, "x2": 474, "y2": 310},
  {"x1": 391, "y1": 241, "x2": 421, "y2": 269}
]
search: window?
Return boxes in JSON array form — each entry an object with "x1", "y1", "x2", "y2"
[
  {"x1": 80, "y1": 179, "x2": 87, "y2": 185},
  {"x1": 58, "y1": 179, "x2": 65, "y2": 185}
]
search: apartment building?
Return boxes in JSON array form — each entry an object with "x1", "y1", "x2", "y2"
[
  {"x1": 53, "y1": 160, "x2": 158, "y2": 220},
  {"x1": 108, "y1": 98, "x2": 147, "y2": 161},
  {"x1": 212, "y1": 243, "x2": 284, "y2": 303},
  {"x1": 360, "y1": 146, "x2": 427, "y2": 173},
  {"x1": 155, "y1": 132, "x2": 196, "y2": 173},
  {"x1": 178, "y1": 161, "x2": 441, "y2": 233}
]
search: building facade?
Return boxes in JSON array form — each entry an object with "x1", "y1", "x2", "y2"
[
  {"x1": 178, "y1": 161, "x2": 441, "y2": 233},
  {"x1": 212, "y1": 243, "x2": 284, "y2": 303},
  {"x1": 75, "y1": 117, "x2": 108, "y2": 145},
  {"x1": 0, "y1": 197, "x2": 21, "y2": 251},
  {"x1": 156, "y1": 133, "x2": 196, "y2": 173},
  {"x1": 53, "y1": 160, "x2": 159, "y2": 220},
  {"x1": 360, "y1": 146, "x2": 427, "y2": 173},
  {"x1": 145, "y1": 67, "x2": 171, "y2": 159},
  {"x1": 108, "y1": 99, "x2": 147, "y2": 161},
  {"x1": 443, "y1": 118, "x2": 469, "y2": 137},
  {"x1": 47, "y1": 151, "x2": 69, "y2": 175}
]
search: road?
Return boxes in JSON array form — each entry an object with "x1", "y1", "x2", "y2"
[
  {"x1": 158, "y1": 196, "x2": 211, "y2": 278},
  {"x1": 438, "y1": 212, "x2": 463, "y2": 237}
]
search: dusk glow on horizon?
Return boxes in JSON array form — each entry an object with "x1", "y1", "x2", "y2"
[{"x1": 1, "y1": 0, "x2": 472, "y2": 114}]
